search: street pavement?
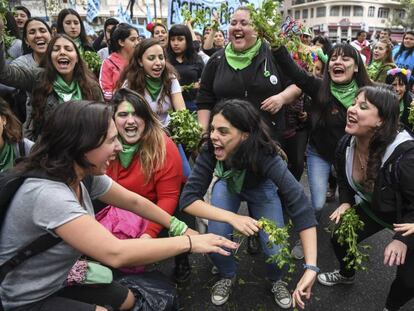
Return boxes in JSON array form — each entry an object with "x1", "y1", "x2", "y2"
[{"x1": 155, "y1": 172, "x2": 414, "y2": 311}]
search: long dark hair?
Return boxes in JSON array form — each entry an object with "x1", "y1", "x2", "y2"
[
  {"x1": 111, "y1": 88, "x2": 166, "y2": 182},
  {"x1": 18, "y1": 101, "x2": 112, "y2": 184},
  {"x1": 312, "y1": 35, "x2": 333, "y2": 54},
  {"x1": 167, "y1": 24, "x2": 197, "y2": 63},
  {"x1": 22, "y1": 17, "x2": 52, "y2": 55},
  {"x1": 207, "y1": 99, "x2": 279, "y2": 172},
  {"x1": 0, "y1": 97, "x2": 22, "y2": 143},
  {"x1": 117, "y1": 38, "x2": 177, "y2": 113},
  {"x1": 57, "y1": 8, "x2": 91, "y2": 50},
  {"x1": 31, "y1": 34, "x2": 100, "y2": 136},
  {"x1": 4, "y1": 11, "x2": 20, "y2": 39},
  {"x1": 109, "y1": 23, "x2": 138, "y2": 54},
  {"x1": 317, "y1": 43, "x2": 373, "y2": 122},
  {"x1": 358, "y1": 86, "x2": 400, "y2": 191},
  {"x1": 394, "y1": 30, "x2": 414, "y2": 60}
]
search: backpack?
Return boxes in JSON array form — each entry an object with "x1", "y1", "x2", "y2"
[{"x1": 0, "y1": 170, "x2": 93, "y2": 284}]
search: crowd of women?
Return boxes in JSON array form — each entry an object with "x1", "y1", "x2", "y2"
[{"x1": 0, "y1": 4, "x2": 414, "y2": 311}]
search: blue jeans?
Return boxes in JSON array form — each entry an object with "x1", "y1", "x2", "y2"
[
  {"x1": 208, "y1": 179, "x2": 285, "y2": 281},
  {"x1": 306, "y1": 144, "x2": 332, "y2": 213}
]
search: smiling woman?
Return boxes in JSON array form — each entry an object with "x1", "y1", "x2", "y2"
[
  {"x1": 0, "y1": 100, "x2": 238, "y2": 311},
  {"x1": 0, "y1": 33, "x2": 103, "y2": 140},
  {"x1": 118, "y1": 38, "x2": 186, "y2": 127}
]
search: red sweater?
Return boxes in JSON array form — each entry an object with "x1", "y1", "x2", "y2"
[
  {"x1": 99, "y1": 52, "x2": 127, "y2": 101},
  {"x1": 107, "y1": 135, "x2": 184, "y2": 237}
]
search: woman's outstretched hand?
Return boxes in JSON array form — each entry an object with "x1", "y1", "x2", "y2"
[
  {"x1": 190, "y1": 234, "x2": 239, "y2": 256},
  {"x1": 228, "y1": 214, "x2": 259, "y2": 236},
  {"x1": 329, "y1": 203, "x2": 352, "y2": 224},
  {"x1": 292, "y1": 269, "x2": 317, "y2": 309},
  {"x1": 394, "y1": 223, "x2": 414, "y2": 236},
  {"x1": 384, "y1": 239, "x2": 407, "y2": 266}
]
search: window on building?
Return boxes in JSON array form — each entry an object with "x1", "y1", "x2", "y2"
[
  {"x1": 394, "y1": 9, "x2": 406, "y2": 19},
  {"x1": 311, "y1": 8, "x2": 314, "y2": 18},
  {"x1": 330, "y1": 6, "x2": 340, "y2": 16},
  {"x1": 342, "y1": 6, "x2": 351, "y2": 16},
  {"x1": 353, "y1": 6, "x2": 363, "y2": 16},
  {"x1": 303, "y1": 9, "x2": 308, "y2": 19},
  {"x1": 316, "y1": 7, "x2": 326, "y2": 17},
  {"x1": 295, "y1": 10, "x2": 301, "y2": 19},
  {"x1": 368, "y1": 6, "x2": 375, "y2": 17},
  {"x1": 378, "y1": 7, "x2": 389, "y2": 18},
  {"x1": 287, "y1": 10, "x2": 292, "y2": 16}
]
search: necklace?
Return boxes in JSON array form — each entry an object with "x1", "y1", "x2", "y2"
[{"x1": 355, "y1": 148, "x2": 368, "y2": 171}]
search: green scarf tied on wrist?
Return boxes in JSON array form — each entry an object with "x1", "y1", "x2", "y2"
[
  {"x1": 367, "y1": 61, "x2": 382, "y2": 81},
  {"x1": 145, "y1": 76, "x2": 162, "y2": 100},
  {"x1": 214, "y1": 161, "x2": 246, "y2": 194},
  {"x1": 330, "y1": 79, "x2": 358, "y2": 109},
  {"x1": 118, "y1": 140, "x2": 140, "y2": 168},
  {"x1": 224, "y1": 39, "x2": 262, "y2": 70},
  {"x1": 53, "y1": 75, "x2": 82, "y2": 103},
  {"x1": 0, "y1": 141, "x2": 15, "y2": 172},
  {"x1": 73, "y1": 37, "x2": 84, "y2": 54}
]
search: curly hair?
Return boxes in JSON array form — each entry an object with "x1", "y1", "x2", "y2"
[
  {"x1": 357, "y1": 86, "x2": 401, "y2": 191},
  {"x1": 117, "y1": 38, "x2": 177, "y2": 115},
  {"x1": 31, "y1": 34, "x2": 100, "y2": 136}
]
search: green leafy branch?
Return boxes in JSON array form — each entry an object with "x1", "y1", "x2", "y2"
[
  {"x1": 181, "y1": 3, "x2": 230, "y2": 30},
  {"x1": 168, "y1": 109, "x2": 202, "y2": 152},
  {"x1": 329, "y1": 207, "x2": 371, "y2": 271},
  {"x1": 82, "y1": 51, "x2": 102, "y2": 73},
  {"x1": 0, "y1": 0, "x2": 16, "y2": 51},
  {"x1": 181, "y1": 82, "x2": 195, "y2": 92},
  {"x1": 258, "y1": 217, "x2": 295, "y2": 275},
  {"x1": 407, "y1": 104, "x2": 414, "y2": 130}
]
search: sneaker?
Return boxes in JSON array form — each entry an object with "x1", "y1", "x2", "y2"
[
  {"x1": 317, "y1": 270, "x2": 355, "y2": 286},
  {"x1": 247, "y1": 235, "x2": 260, "y2": 255},
  {"x1": 211, "y1": 277, "x2": 235, "y2": 306},
  {"x1": 271, "y1": 280, "x2": 292, "y2": 309},
  {"x1": 291, "y1": 240, "x2": 304, "y2": 260}
]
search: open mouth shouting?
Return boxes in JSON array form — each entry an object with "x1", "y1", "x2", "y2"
[{"x1": 56, "y1": 58, "x2": 71, "y2": 70}]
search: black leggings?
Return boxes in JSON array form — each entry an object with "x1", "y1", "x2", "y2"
[
  {"x1": 331, "y1": 207, "x2": 414, "y2": 310},
  {"x1": 12, "y1": 281, "x2": 129, "y2": 311}
]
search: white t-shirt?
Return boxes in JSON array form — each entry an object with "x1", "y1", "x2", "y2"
[{"x1": 123, "y1": 78, "x2": 182, "y2": 127}]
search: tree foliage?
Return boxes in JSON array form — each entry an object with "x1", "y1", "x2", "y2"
[{"x1": 391, "y1": 0, "x2": 414, "y2": 30}]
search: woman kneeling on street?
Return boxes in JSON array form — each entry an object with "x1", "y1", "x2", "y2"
[{"x1": 180, "y1": 99, "x2": 318, "y2": 309}]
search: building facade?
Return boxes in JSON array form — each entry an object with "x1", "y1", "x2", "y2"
[{"x1": 282, "y1": 0, "x2": 405, "y2": 43}]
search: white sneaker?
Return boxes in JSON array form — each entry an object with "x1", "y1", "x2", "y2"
[{"x1": 271, "y1": 280, "x2": 292, "y2": 309}]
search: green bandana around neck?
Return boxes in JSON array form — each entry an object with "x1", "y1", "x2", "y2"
[
  {"x1": 399, "y1": 99, "x2": 404, "y2": 117},
  {"x1": 330, "y1": 79, "x2": 358, "y2": 109},
  {"x1": 145, "y1": 76, "x2": 162, "y2": 100},
  {"x1": 118, "y1": 140, "x2": 139, "y2": 168},
  {"x1": 0, "y1": 141, "x2": 15, "y2": 172},
  {"x1": 224, "y1": 39, "x2": 262, "y2": 70},
  {"x1": 214, "y1": 161, "x2": 246, "y2": 194},
  {"x1": 367, "y1": 61, "x2": 382, "y2": 81},
  {"x1": 53, "y1": 75, "x2": 82, "y2": 103},
  {"x1": 73, "y1": 37, "x2": 84, "y2": 54}
]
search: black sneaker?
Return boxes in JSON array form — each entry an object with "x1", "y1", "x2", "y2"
[
  {"x1": 211, "y1": 277, "x2": 235, "y2": 306},
  {"x1": 317, "y1": 270, "x2": 355, "y2": 286},
  {"x1": 271, "y1": 280, "x2": 292, "y2": 309},
  {"x1": 247, "y1": 235, "x2": 260, "y2": 255}
]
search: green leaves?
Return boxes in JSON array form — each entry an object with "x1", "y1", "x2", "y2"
[
  {"x1": 332, "y1": 207, "x2": 370, "y2": 271},
  {"x1": 258, "y1": 218, "x2": 295, "y2": 275},
  {"x1": 82, "y1": 51, "x2": 102, "y2": 73},
  {"x1": 408, "y1": 105, "x2": 414, "y2": 130},
  {"x1": 168, "y1": 109, "x2": 202, "y2": 152},
  {"x1": 180, "y1": 3, "x2": 230, "y2": 30}
]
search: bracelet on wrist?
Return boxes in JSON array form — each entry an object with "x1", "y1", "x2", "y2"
[
  {"x1": 186, "y1": 235, "x2": 192, "y2": 253},
  {"x1": 169, "y1": 216, "x2": 188, "y2": 237},
  {"x1": 303, "y1": 264, "x2": 320, "y2": 273}
]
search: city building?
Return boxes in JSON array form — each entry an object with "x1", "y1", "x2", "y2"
[{"x1": 282, "y1": 0, "x2": 406, "y2": 43}]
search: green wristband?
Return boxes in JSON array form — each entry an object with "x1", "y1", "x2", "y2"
[{"x1": 169, "y1": 216, "x2": 188, "y2": 237}]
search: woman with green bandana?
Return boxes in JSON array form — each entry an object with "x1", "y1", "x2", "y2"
[
  {"x1": 0, "y1": 97, "x2": 33, "y2": 173},
  {"x1": 118, "y1": 38, "x2": 186, "y2": 127},
  {"x1": 196, "y1": 6, "x2": 301, "y2": 138},
  {"x1": 367, "y1": 41, "x2": 395, "y2": 83},
  {"x1": 385, "y1": 68, "x2": 414, "y2": 130},
  {"x1": 0, "y1": 32, "x2": 103, "y2": 141},
  {"x1": 56, "y1": 8, "x2": 94, "y2": 54},
  {"x1": 180, "y1": 99, "x2": 318, "y2": 309},
  {"x1": 273, "y1": 43, "x2": 373, "y2": 224},
  {"x1": 101, "y1": 88, "x2": 191, "y2": 283}
]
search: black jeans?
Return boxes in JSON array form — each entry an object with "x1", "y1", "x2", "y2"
[
  {"x1": 331, "y1": 206, "x2": 414, "y2": 310},
  {"x1": 11, "y1": 281, "x2": 129, "y2": 311},
  {"x1": 281, "y1": 129, "x2": 309, "y2": 181}
]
